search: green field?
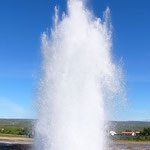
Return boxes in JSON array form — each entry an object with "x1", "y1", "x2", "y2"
[
  {"x1": 109, "y1": 121, "x2": 150, "y2": 141},
  {"x1": 111, "y1": 135, "x2": 150, "y2": 141},
  {"x1": 109, "y1": 121, "x2": 150, "y2": 133},
  {"x1": 0, "y1": 119, "x2": 34, "y2": 137},
  {"x1": 1, "y1": 119, "x2": 150, "y2": 140}
]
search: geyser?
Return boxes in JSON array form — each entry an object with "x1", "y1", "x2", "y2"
[{"x1": 35, "y1": 0, "x2": 122, "y2": 150}]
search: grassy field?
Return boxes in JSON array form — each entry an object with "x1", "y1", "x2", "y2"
[
  {"x1": 108, "y1": 121, "x2": 150, "y2": 141},
  {"x1": 0, "y1": 119, "x2": 34, "y2": 138},
  {"x1": 109, "y1": 121, "x2": 150, "y2": 133},
  {"x1": 0, "y1": 119, "x2": 33, "y2": 128},
  {"x1": 0, "y1": 134, "x2": 27, "y2": 137},
  {"x1": 0, "y1": 119, "x2": 150, "y2": 140},
  {"x1": 111, "y1": 136, "x2": 150, "y2": 141}
]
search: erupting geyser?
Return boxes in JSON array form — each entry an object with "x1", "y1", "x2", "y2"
[{"x1": 35, "y1": 0, "x2": 122, "y2": 150}]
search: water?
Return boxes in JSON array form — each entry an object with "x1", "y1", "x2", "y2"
[
  {"x1": 0, "y1": 143, "x2": 31, "y2": 150},
  {"x1": 34, "y1": 0, "x2": 122, "y2": 150}
]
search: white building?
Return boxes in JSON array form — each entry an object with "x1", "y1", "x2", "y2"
[{"x1": 110, "y1": 131, "x2": 117, "y2": 136}]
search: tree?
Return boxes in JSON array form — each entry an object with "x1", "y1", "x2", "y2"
[{"x1": 142, "y1": 127, "x2": 150, "y2": 136}]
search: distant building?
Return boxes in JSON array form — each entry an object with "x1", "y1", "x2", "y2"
[
  {"x1": 110, "y1": 131, "x2": 117, "y2": 136},
  {"x1": 135, "y1": 131, "x2": 140, "y2": 136},
  {"x1": 122, "y1": 131, "x2": 135, "y2": 136}
]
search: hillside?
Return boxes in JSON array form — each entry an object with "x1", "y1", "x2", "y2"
[
  {"x1": 0, "y1": 119, "x2": 150, "y2": 134},
  {"x1": 0, "y1": 119, "x2": 34, "y2": 129},
  {"x1": 109, "y1": 121, "x2": 150, "y2": 133}
]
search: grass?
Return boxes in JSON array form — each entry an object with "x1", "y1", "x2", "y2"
[
  {"x1": 0, "y1": 119, "x2": 33, "y2": 129},
  {"x1": 109, "y1": 121, "x2": 150, "y2": 133},
  {"x1": 111, "y1": 136, "x2": 150, "y2": 141},
  {"x1": 0, "y1": 134, "x2": 27, "y2": 138},
  {"x1": 0, "y1": 119, "x2": 34, "y2": 138},
  {"x1": 0, "y1": 119, "x2": 150, "y2": 140}
]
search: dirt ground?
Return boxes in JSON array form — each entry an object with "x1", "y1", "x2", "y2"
[
  {"x1": 0, "y1": 137, "x2": 150, "y2": 145},
  {"x1": 0, "y1": 138, "x2": 150, "y2": 150},
  {"x1": 110, "y1": 140, "x2": 150, "y2": 146},
  {"x1": 0, "y1": 137, "x2": 33, "y2": 145}
]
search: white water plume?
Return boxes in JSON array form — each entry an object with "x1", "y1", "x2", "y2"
[{"x1": 35, "y1": 0, "x2": 122, "y2": 150}]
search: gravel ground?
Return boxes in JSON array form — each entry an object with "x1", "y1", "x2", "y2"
[{"x1": 1, "y1": 138, "x2": 150, "y2": 150}]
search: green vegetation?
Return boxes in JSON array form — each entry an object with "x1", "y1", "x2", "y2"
[
  {"x1": 0, "y1": 119, "x2": 150, "y2": 141},
  {"x1": 109, "y1": 121, "x2": 150, "y2": 141},
  {"x1": 0, "y1": 119, "x2": 34, "y2": 138},
  {"x1": 142, "y1": 127, "x2": 150, "y2": 136},
  {"x1": 111, "y1": 136, "x2": 150, "y2": 141},
  {"x1": 109, "y1": 121, "x2": 150, "y2": 133},
  {"x1": 0, "y1": 134, "x2": 27, "y2": 137}
]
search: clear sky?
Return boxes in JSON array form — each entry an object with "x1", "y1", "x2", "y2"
[{"x1": 0, "y1": 0, "x2": 150, "y2": 120}]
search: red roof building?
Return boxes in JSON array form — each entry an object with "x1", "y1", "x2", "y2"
[{"x1": 121, "y1": 131, "x2": 135, "y2": 136}]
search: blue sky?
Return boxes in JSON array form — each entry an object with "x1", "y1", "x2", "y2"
[{"x1": 0, "y1": 0, "x2": 150, "y2": 120}]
